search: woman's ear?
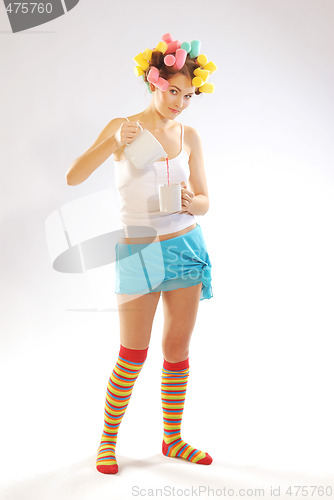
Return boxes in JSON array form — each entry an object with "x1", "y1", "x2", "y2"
[{"x1": 150, "y1": 83, "x2": 156, "y2": 92}]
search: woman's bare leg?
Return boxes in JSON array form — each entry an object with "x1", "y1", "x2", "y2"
[
  {"x1": 161, "y1": 283, "x2": 202, "y2": 362},
  {"x1": 116, "y1": 290, "x2": 161, "y2": 349}
]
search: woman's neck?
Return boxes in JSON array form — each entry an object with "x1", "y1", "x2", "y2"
[{"x1": 139, "y1": 106, "x2": 174, "y2": 131}]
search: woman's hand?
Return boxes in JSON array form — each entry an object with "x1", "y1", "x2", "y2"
[
  {"x1": 180, "y1": 181, "x2": 195, "y2": 214},
  {"x1": 115, "y1": 120, "x2": 143, "y2": 149}
]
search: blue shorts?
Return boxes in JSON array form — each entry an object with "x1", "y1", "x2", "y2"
[{"x1": 115, "y1": 223, "x2": 213, "y2": 301}]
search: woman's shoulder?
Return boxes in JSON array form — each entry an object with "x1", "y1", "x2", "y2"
[
  {"x1": 183, "y1": 124, "x2": 201, "y2": 139},
  {"x1": 183, "y1": 125, "x2": 202, "y2": 151},
  {"x1": 106, "y1": 117, "x2": 128, "y2": 129},
  {"x1": 124, "y1": 113, "x2": 143, "y2": 122},
  {"x1": 96, "y1": 117, "x2": 128, "y2": 140}
]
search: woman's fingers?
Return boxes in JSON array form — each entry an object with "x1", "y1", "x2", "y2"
[
  {"x1": 181, "y1": 182, "x2": 194, "y2": 197},
  {"x1": 182, "y1": 189, "x2": 194, "y2": 200},
  {"x1": 126, "y1": 121, "x2": 142, "y2": 133},
  {"x1": 115, "y1": 120, "x2": 143, "y2": 148},
  {"x1": 123, "y1": 121, "x2": 142, "y2": 143}
]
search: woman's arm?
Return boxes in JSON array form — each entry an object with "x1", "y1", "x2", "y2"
[
  {"x1": 180, "y1": 127, "x2": 209, "y2": 216},
  {"x1": 65, "y1": 117, "x2": 125, "y2": 186}
]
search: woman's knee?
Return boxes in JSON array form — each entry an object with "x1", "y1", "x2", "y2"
[{"x1": 162, "y1": 339, "x2": 189, "y2": 363}]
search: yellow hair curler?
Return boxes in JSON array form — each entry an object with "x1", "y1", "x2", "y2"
[
  {"x1": 197, "y1": 54, "x2": 208, "y2": 67},
  {"x1": 193, "y1": 68, "x2": 210, "y2": 83},
  {"x1": 142, "y1": 48, "x2": 153, "y2": 62},
  {"x1": 203, "y1": 61, "x2": 217, "y2": 74},
  {"x1": 133, "y1": 53, "x2": 149, "y2": 71},
  {"x1": 199, "y1": 82, "x2": 215, "y2": 93},
  {"x1": 155, "y1": 41, "x2": 168, "y2": 54},
  {"x1": 134, "y1": 66, "x2": 144, "y2": 77}
]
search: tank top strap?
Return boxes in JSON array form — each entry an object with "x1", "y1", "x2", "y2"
[
  {"x1": 124, "y1": 117, "x2": 130, "y2": 122},
  {"x1": 180, "y1": 123, "x2": 184, "y2": 150}
]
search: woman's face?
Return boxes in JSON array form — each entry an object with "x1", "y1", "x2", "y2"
[{"x1": 151, "y1": 73, "x2": 196, "y2": 119}]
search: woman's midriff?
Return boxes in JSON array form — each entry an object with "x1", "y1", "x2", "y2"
[{"x1": 119, "y1": 223, "x2": 197, "y2": 244}]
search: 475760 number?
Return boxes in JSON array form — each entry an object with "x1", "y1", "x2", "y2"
[{"x1": 5, "y1": 3, "x2": 53, "y2": 14}]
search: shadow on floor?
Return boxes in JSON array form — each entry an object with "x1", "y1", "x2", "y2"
[{"x1": 1, "y1": 453, "x2": 331, "y2": 500}]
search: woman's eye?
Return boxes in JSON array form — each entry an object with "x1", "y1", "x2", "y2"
[{"x1": 169, "y1": 89, "x2": 192, "y2": 99}]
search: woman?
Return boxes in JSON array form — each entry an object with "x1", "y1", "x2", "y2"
[{"x1": 66, "y1": 33, "x2": 217, "y2": 475}]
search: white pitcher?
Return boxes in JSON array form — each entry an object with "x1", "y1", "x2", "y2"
[{"x1": 124, "y1": 123, "x2": 167, "y2": 169}]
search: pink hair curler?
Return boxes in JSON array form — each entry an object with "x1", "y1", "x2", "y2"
[
  {"x1": 147, "y1": 66, "x2": 159, "y2": 84},
  {"x1": 156, "y1": 77, "x2": 169, "y2": 92},
  {"x1": 162, "y1": 33, "x2": 173, "y2": 44},
  {"x1": 165, "y1": 40, "x2": 181, "y2": 54},
  {"x1": 148, "y1": 67, "x2": 169, "y2": 92},
  {"x1": 164, "y1": 54, "x2": 175, "y2": 66},
  {"x1": 173, "y1": 48, "x2": 187, "y2": 70}
]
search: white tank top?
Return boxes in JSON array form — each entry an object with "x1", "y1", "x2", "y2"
[{"x1": 113, "y1": 120, "x2": 196, "y2": 237}]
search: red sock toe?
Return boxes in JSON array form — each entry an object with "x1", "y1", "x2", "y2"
[
  {"x1": 197, "y1": 453, "x2": 213, "y2": 465},
  {"x1": 96, "y1": 463, "x2": 118, "y2": 474}
]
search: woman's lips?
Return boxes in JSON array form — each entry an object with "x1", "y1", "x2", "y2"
[{"x1": 169, "y1": 107, "x2": 179, "y2": 113}]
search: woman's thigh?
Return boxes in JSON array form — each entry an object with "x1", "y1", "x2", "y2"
[
  {"x1": 116, "y1": 291, "x2": 161, "y2": 349},
  {"x1": 161, "y1": 283, "x2": 202, "y2": 362}
]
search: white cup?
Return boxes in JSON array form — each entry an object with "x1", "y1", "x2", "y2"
[
  {"x1": 124, "y1": 123, "x2": 167, "y2": 169},
  {"x1": 159, "y1": 184, "x2": 182, "y2": 212}
]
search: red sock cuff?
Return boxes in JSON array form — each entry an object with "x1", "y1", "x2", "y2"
[
  {"x1": 119, "y1": 344, "x2": 149, "y2": 363},
  {"x1": 163, "y1": 357, "x2": 189, "y2": 371}
]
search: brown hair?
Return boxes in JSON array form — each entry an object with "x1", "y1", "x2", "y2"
[{"x1": 143, "y1": 50, "x2": 202, "y2": 95}]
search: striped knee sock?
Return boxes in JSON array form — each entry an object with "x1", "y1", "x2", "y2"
[
  {"x1": 96, "y1": 344, "x2": 148, "y2": 474},
  {"x1": 161, "y1": 357, "x2": 212, "y2": 465}
]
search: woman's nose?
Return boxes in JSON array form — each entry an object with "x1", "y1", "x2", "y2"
[{"x1": 175, "y1": 96, "x2": 183, "y2": 108}]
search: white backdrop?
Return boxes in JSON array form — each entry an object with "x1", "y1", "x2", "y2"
[{"x1": 1, "y1": 1, "x2": 334, "y2": 499}]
